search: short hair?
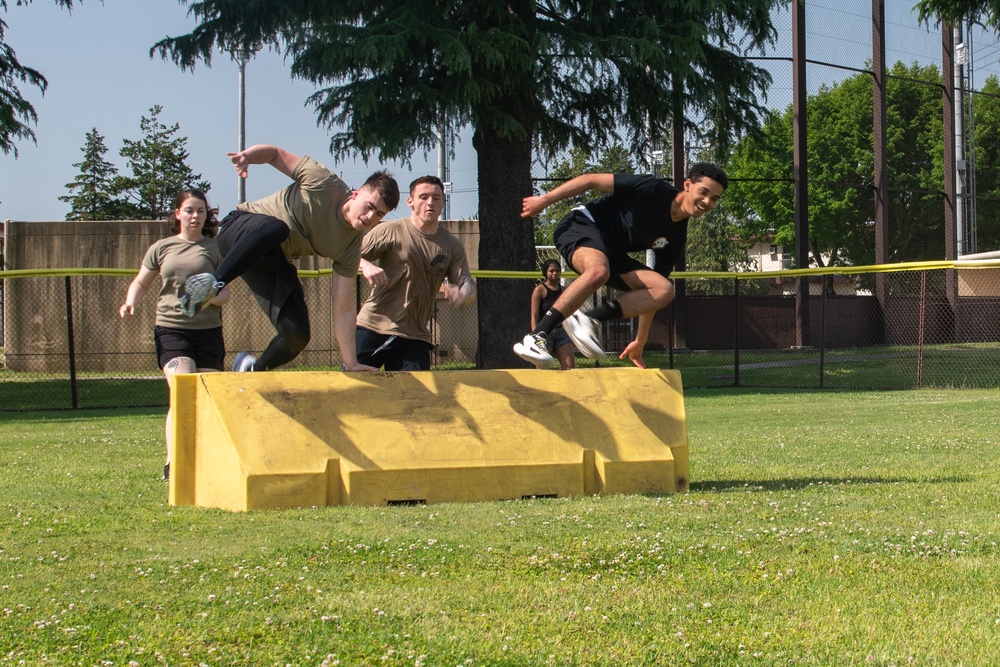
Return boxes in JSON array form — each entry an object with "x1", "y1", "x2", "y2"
[
  {"x1": 541, "y1": 259, "x2": 561, "y2": 276},
  {"x1": 409, "y1": 175, "x2": 445, "y2": 195},
  {"x1": 361, "y1": 170, "x2": 401, "y2": 211},
  {"x1": 687, "y1": 162, "x2": 729, "y2": 190},
  {"x1": 168, "y1": 189, "x2": 219, "y2": 238}
]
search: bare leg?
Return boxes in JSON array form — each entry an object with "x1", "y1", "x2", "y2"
[
  {"x1": 615, "y1": 268, "x2": 675, "y2": 316},
  {"x1": 554, "y1": 342, "x2": 576, "y2": 369},
  {"x1": 547, "y1": 246, "x2": 612, "y2": 316}
]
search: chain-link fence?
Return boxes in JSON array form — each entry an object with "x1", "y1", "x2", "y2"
[{"x1": 3, "y1": 260, "x2": 1000, "y2": 411}]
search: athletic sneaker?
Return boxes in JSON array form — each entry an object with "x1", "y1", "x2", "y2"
[
  {"x1": 232, "y1": 351, "x2": 256, "y2": 372},
  {"x1": 163, "y1": 463, "x2": 170, "y2": 481},
  {"x1": 513, "y1": 333, "x2": 556, "y2": 368},
  {"x1": 563, "y1": 311, "x2": 606, "y2": 360},
  {"x1": 179, "y1": 273, "x2": 225, "y2": 317}
]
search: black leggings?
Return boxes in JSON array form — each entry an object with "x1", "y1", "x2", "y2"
[
  {"x1": 217, "y1": 210, "x2": 311, "y2": 370},
  {"x1": 257, "y1": 292, "x2": 311, "y2": 371},
  {"x1": 215, "y1": 210, "x2": 291, "y2": 285}
]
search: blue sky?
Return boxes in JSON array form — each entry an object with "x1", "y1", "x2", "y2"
[
  {"x1": 0, "y1": 0, "x2": 479, "y2": 222},
  {"x1": 1, "y1": 0, "x2": 996, "y2": 223}
]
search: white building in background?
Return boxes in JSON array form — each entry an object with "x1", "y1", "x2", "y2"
[{"x1": 745, "y1": 236, "x2": 865, "y2": 296}]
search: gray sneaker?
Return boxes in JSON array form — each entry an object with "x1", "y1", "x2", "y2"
[
  {"x1": 179, "y1": 273, "x2": 224, "y2": 317},
  {"x1": 232, "y1": 351, "x2": 256, "y2": 372},
  {"x1": 513, "y1": 333, "x2": 556, "y2": 368},
  {"x1": 562, "y1": 311, "x2": 606, "y2": 360}
]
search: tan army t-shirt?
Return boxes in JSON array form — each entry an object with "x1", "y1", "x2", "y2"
[
  {"x1": 237, "y1": 156, "x2": 359, "y2": 277},
  {"x1": 356, "y1": 218, "x2": 471, "y2": 343},
  {"x1": 142, "y1": 236, "x2": 223, "y2": 329}
]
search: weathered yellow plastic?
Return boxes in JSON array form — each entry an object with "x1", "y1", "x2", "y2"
[{"x1": 168, "y1": 368, "x2": 689, "y2": 511}]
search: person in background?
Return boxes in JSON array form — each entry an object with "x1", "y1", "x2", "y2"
[
  {"x1": 355, "y1": 175, "x2": 475, "y2": 370},
  {"x1": 120, "y1": 189, "x2": 231, "y2": 480},
  {"x1": 529, "y1": 259, "x2": 574, "y2": 369}
]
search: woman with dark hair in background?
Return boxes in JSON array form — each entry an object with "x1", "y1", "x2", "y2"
[
  {"x1": 119, "y1": 189, "x2": 231, "y2": 480},
  {"x1": 529, "y1": 259, "x2": 575, "y2": 369}
]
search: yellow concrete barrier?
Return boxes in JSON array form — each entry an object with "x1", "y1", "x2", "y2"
[{"x1": 169, "y1": 368, "x2": 689, "y2": 511}]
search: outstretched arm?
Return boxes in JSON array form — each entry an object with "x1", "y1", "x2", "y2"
[
  {"x1": 119, "y1": 266, "x2": 158, "y2": 318},
  {"x1": 618, "y1": 310, "x2": 654, "y2": 369},
  {"x1": 521, "y1": 173, "x2": 615, "y2": 219},
  {"x1": 227, "y1": 144, "x2": 302, "y2": 179},
  {"x1": 331, "y1": 272, "x2": 377, "y2": 372}
]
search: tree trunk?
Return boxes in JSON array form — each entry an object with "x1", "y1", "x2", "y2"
[{"x1": 474, "y1": 128, "x2": 536, "y2": 369}]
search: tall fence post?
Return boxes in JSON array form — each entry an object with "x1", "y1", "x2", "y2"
[
  {"x1": 734, "y1": 277, "x2": 741, "y2": 388},
  {"x1": 917, "y1": 271, "x2": 926, "y2": 388},
  {"x1": 819, "y1": 285, "x2": 827, "y2": 389},
  {"x1": 64, "y1": 276, "x2": 78, "y2": 409}
]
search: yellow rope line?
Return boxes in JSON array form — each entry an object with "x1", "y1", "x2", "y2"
[{"x1": 4, "y1": 259, "x2": 1000, "y2": 281}]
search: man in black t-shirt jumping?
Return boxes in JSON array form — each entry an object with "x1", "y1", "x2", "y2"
[{"x1": 514, "y1": 162, "x2": 728, "y2": 369}]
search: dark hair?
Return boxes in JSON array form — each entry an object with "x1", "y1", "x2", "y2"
[
  {"x1": 687, "y1": 162, "x2": 729, "y2": 190},
  {"x1": 168, "y1": 189, "x2": 219, "y2": 238},
  {"x1": 361, "y1": 169, "x2": 401, "y2": 212},
  {"x1": 541, "y1": 259, "x2": 561, "y2": 276},
  {"x1": 409, "y1": 175, "x2": 445, "y2": 195}
]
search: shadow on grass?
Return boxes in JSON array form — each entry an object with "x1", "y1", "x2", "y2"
[{"x1": 689, "y1": 475, "x2": 973, "y2": 493}]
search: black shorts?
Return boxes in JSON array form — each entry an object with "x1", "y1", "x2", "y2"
[
  {"x1": 553, "y1": 211, "x2": 649, "y2": 292},
  {"x1": 154, "y1": 326, "x2": 225, "y2": 370},
  {"x1": 547, "y1": 325, "x2": 572, "y2": 352},
  {"x1": 356, "y1": 327, "x2": 434, "y2": 371}
]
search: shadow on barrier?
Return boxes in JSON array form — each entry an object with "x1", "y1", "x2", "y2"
[{"x1": 170, "y1": 368, "x2": 690, "y2": 510}]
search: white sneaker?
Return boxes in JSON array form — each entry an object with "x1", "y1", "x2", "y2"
[
  {"x1": 179, "y1": 273, "x2": 225, "y2": 317},
  {"x1": 513, "y1": 333, "x2": 556, "y2": 368},
  {"x1": 232, "y1": 351, "x2": 256, "y2": 372},
  {"x1": 563, "y1": 311, "x2": 606, "y2": 360}
]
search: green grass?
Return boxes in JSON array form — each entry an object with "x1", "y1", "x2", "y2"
[{"x1": 3, "y1": 388, "x2": 1000, "y2": 664}]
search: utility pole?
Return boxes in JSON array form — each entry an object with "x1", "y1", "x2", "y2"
[
  {"x1": 230, "y1": 48, "x2": 257, "y2": 204},
  {"x1": 235, "y1": 54, "x2": 249, "y2": 204},
  {"x1": 437, "y1": 113, "x2": 451, "y2": 219}
]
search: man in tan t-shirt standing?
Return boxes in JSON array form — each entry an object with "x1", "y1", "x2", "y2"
[
  {"x1": 355, "y1": 175, "x2": 475, "y2": 371},
  {"x1": 179, "y1": 144, "x2": 400, "y2": 372}
]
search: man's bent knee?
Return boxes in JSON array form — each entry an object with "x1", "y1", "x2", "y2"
[{"x1": 653, "y1": 281, "x2": 675, "y2": 308}]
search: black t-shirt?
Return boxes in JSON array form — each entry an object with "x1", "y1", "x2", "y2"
[
  {"x1": 583, "y1": 174, "x2": 687, "y2": 277},
  {"x1": 537, "y1": 283, "x2": 562, "y2": 320}
]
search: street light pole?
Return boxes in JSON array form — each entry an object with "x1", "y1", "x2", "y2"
[{"x1": 236, "y1": 54, "x2": 248, "y2": 204}]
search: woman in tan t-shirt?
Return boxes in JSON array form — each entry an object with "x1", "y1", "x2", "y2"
[{"x1": 119, "y1": 189, "x2": 232, "y2": 480}]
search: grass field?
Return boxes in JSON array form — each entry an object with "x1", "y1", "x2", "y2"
[{"x1": 2, "y1": 387, "x2": 1000, "y2": 665}]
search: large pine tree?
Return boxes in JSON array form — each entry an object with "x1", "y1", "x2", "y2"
[
  {"x1": 114, "y1": 104, "x2": 209, "y2": 220},
  {"x1": 59, "y1": 127, "x2": 124, "y2": 220},
  {"x1": 153, "y1": 0, "x2": 779, "y2": 367}
]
